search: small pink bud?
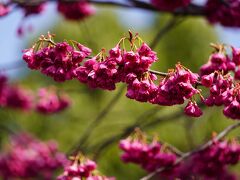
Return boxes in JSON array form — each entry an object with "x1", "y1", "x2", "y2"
[{"x1": 184, "y1": 101, "x2": 203, "y2": 117}]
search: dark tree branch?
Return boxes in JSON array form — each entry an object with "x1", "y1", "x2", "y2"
[
  {"x1": 68, "y1": 85, "x2": 126, "y2": 155},
  {"x1": 9, "y1": 0, "x2": 205, "y2": 17},
  {"x1": 91, "y1": 107, "x2": 160, "y2": 160},
  {"x1": 150, "y1": 17, "x2": 185, "y2": 49}
]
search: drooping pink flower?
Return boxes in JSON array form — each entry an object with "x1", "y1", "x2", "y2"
[
  {"x1": 200, "y1": 51, "x2": 235, "y2": 76},
  {"x1": 119, "y1": 130, "x2": 177, "y2": 173},
  {"x1": 123, "y1": 43, "x2": 157, "y2": 76},
  {"x1": 57, "y1": 1, "x2": 95, "y2": 20},
  {"x1": 75, "y1": 56, "x2": 119, "y2": 90},
  {"x1": 108, "y1": 45, "x2": 123, "y2": 65},
  {"x1": 184, "y1": 101, "x2": 203, "y2": 117},
  {"x1": 57, "y1": 154, "x2": 113, "y2": 180},
  {"x1": 22, "y1": 47, "x2": 40, "y2": 69},
  {"x1": 223, "y1": 99, "x2": 240, "y2": 120},
  {"x1": 202, "y1": 72, "x2": 234, "y2": 107},
  {"x1": 126, "y1": 73, "x2": 158, "y2": 102},
  {"x1": 151, "y1": 64, "x2": 199, "y2": 106},
  {"x1": 5, "y1": 86, "x2": 33, "y2": 111},
  {"x1": 0, "y1": 75, "x2": 33, "y2": 110},
  {"x1": 35, "y1": 88, "x2": 71, "y2": 114}
]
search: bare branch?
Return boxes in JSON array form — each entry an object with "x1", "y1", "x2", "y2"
[
  {"x1": 150, "y1": 17, "x2": 185, "y2": 49},
  {"x1": 91, "y1": 107, "x2": 160, "y2": 160},
  {"x1": 68, "y1": 85, "x2": 126, "y2": 155}
]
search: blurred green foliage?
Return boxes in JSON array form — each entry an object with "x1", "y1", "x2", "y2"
[{"x1": 1, "y1": 8, "x2": 240, "y2": 179}]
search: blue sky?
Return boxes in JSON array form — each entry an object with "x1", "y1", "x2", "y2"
[{"x1": 1, "y1": 1, "x2": 240, "y2": 77}]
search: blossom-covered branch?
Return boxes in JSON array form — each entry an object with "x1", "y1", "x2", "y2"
[
  {"x1": 21, "y1": 32, "x2": 240, "y2": 121},
  {"x1": 140, "y1": 121, "x2": 240, "y2": 180},
  {"x1": 2, "y1": 0, "x2": 240, "y2": 29},
  {"x1": 5, "y1": 0, "x2": 205, "y2": 16}
]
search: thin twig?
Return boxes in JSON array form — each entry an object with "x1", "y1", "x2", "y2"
[
  {"x1": 68, "y1": 85, "x2": 126, "y2": 155},
  {"x1": 148, "y1": 69, "x2": 168, "y2": 77},
  {"x1": 90, "y1": 102, "x2": 205, "y2": 160},
  {"x1": 165, "y1": 142, "x2": 184, "y2": 156},
  {"x1": 150, "y1": 17, "x2": 185, "y2": 49},
  {"x1": 81, "y1": 20, "x2": 99, "y2": 54},
  {"x1": 91, "y1": 107, "x2": 161, "y2": 160},
  {"x1": 140, "y1": 121, "x2": 240, "y2": 180}
]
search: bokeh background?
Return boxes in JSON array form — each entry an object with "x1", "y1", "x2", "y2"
[{"x1": 1, "y1": 0, "x2": 240, "y2": 179}]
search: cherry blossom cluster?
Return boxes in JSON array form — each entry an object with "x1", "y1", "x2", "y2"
[
  {"x1": 151, "y1": 0, "x2": 191, "y2": 11},
  {"x1": 205, "y1": 0, "x2": 240, "y2": 27},
  {"x1": 223, "y1": 83, "x2": 240, "y2": 120},
  {"x1": 23, "y1": 33, "x2": 92, "y2": 82},
  {"x1": 150, "y1": 0, "x2": 240, "y2": 27},
  {"x1": 75, "y1": 51, "x2": 120, "y2": 91},
  {"x1": 199, "y1": 44, "x2": 240, "y2": 120},
  {"x1": 75, "y1": 41, "x2": 158, "y2": 91},
  {"x1": 0, "y1": 133, "x2": 67, "y2": 180},
  {"x1": 57, "y1": 154, "x2": 115, "y2": 180},
  {"x1": 201, "y1": 72, "x2": 233, "y2": 106},
  {"x1": 120, "y1": 130, "x2": 240, "y2": 180},
  {"x1": 200, "y1": 44, "x2": 238, "y2": 78},
  {"x1": 23, "y1": 33, "x2": 158, "y2": 90},
  {"x1": 23, "y1": 33, "x2": 201, "y2": 115},
  {"x1": 0, "y1": 75, "x2": 33, "y2": 111},
  {"x1": 22, "y1": 32, "x2": 240, "y2": 120},
  {"x1": 36, "y1": 87, "x2": 71, "y2": 114},
  {"x1": 125, "y1": 62, "x2": 202, "y2": 118},
  {"x1": 150, "y1": 64, "x2": 200, "y2": 105},
  {"x1": 119, "y1": 129, "x2": 177, "y2": 172},
  {"x1": 171, "y1": 139, "x2": 240, "y2": 180},
  {"x1": 0, "y1": 74, "x2": 71, "y2": 114},
  {"x1": 57, "y1": 1, "x2": 95, "y2": 20}
]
